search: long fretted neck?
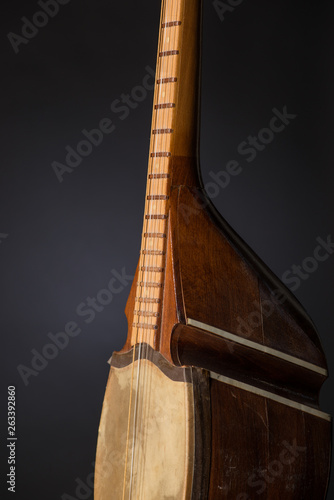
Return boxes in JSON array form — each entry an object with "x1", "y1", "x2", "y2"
[{"x1": 130, "y1": 0, "x2": 202, "y2": 348}]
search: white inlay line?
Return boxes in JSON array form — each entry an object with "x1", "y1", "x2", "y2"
[
  {"x1": 187, "y1": 318, "x2": 328, "y2": 376},
  {"x1": 210, "y1": 371, "x2": 331, "y2": 422}
]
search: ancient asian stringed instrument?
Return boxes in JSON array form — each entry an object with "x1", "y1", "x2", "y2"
[{"x1": 94, "y1": 0, "x2": 331, "y2": 498}]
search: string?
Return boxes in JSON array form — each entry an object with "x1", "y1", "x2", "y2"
[
  {"x1": 139, "y1": 0, "x2": 172, "y2": 494},
  {"x1": 125, "y1": 0, "x2": 170, "y2": 497},
  {"x1": 137, "y1": 0, "x2": 171, "y2": 494},
  {"x1": 124, "y1": 0, "x2": 182, "y2": 495},
  {"x1": 137, "y1": 0, "x2": 180, "y2": 497},
  {"x1": 121, "y1": 345, "x2": 136, "y2": 500},
  {"x1": 137, "y1": 0, "x2": 179, "y2": 496}
]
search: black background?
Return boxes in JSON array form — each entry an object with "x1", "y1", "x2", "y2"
[{"x1": 1, "y1": 0, "x2": 333, "y2": 498}]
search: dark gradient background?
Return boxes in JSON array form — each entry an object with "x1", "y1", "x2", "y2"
[{"x1": 1, "y1": 0, "x2": 333, "y2": 498}]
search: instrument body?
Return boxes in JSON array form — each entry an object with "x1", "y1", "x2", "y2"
[{"x1": 95, "y1": 0, "x2": 331, "y2": 498}]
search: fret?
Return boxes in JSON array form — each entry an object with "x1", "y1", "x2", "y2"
[
  {"x1": 152, "y1": 129, "x2": 173, "y2": 135},
  {"x1": 130, "y1": 0, "x2": 185, "y2": 347},
  {"x1": 136, "y1": 297, "x2": 161, "y2": 304},
  {"x1": 147, "y1": 195, "x2": 169, "y2": 200},
  {"x1": 154, "y1": 103, "x2": 175, "y2": 109},
  {"x1": 148, "y1": 173, "x2": 170, "y2": 179},
  {"x1": 142, "y1": 250, "x2": 165, "y2": 255},
  {"x1": 157, "y1": 77, "x2": 177, "y2": 84},
  {"x1": 159, "y1": 50, "x2": 179, "y2": 57},
  {"x1": 150, "y1": 153, "x2": 171, "y2": 158},
  {"x1": 134, "y1": 311, "x2": 160, "y2": 318},
  {"x1": 145, "y1": 214, "x2": 168, "y2": 220},
  {"x1": 162, "y1": 21, "x2": 182, "y2": 28},
  {"x1": 144, "y1": 233, "x2": 166, "y2": 238},
  {"x1": 141, "y1": 266, "x2": 164, "y2": 273},
  {"x1": 132, "y1": 323, "x2": 158, "y2": 331},
  {"x1": 138, "y1": 282, "x2": 163, "y2": 288}
]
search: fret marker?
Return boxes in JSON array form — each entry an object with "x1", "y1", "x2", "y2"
[
  {"x1": 155, "y1": 103, "x2": 175, "y2": 109},
  {"x1": 147, "y1": 195, "x2": 169, "y2": 200},
  {"x1": 141, "y1": 266, "x2": 164, "y2": 273},
  {"x1": 152, "y1": 129, "x2": 173, "y2": 135},
  {"x1": 139, "y1": 282, "x2": 163, "y2": 288},
  {"x1": 142, "y1": 250, "x2": 165, "y2": 256},
  {"x1": 136, "y1": 297, "x2": 161, "y2": 304},
  {"x1": 148, "y1": 173, "x2": 170, "y2": 179},
  {"x1": 162, "y1": 21, "x2": 182, "y2": 28},
  {"x1": 159, "y1": 50, "x2": 179, "y2": 57},
  {"x1": 157, "y1": 77, "x2": 177, "y2": 84},
  {"x1": 144, "y1": 233, "x2": 166, "y2": 238},
  {"x1": 145, "y1": 214, "x2": 168, "y2": 220},
  {"x1": 150, "y1": 153, "x2": 171, "y2": 158},
  {"x1": 133, "y1": 323, "x2": 158, "y2": 331}
]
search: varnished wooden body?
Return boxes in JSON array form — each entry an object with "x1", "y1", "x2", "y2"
[
  {"x1": 95, "y1": 0, "x2": 331, "y2": 497},
  {"x1": 209, "y1": 378, "x2": 330, "y2": 499},
  {"x1": 122, "y1": 159, "x2": 331, "y2": 498}
]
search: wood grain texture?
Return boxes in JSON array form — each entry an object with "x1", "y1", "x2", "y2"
[
  {"x1": 99, "y1": 0, "x2": 331, "y2": 497},
  {"x1": 171, "y1": 323, "x2": 326, "y2": 407},
  {"x1": 128, "y1": 0, "x2": 203, "y2": 348},
  {"x1": 208, "y1": 378, "x2": 331, "y2": 499},
  {"x1": 170, "y1": 183, "x2": 327, "y2": 370}
]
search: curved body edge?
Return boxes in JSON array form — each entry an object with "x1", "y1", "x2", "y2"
[{"x1": 168, "y1": 180, "x2": 328, "y2": 373}]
